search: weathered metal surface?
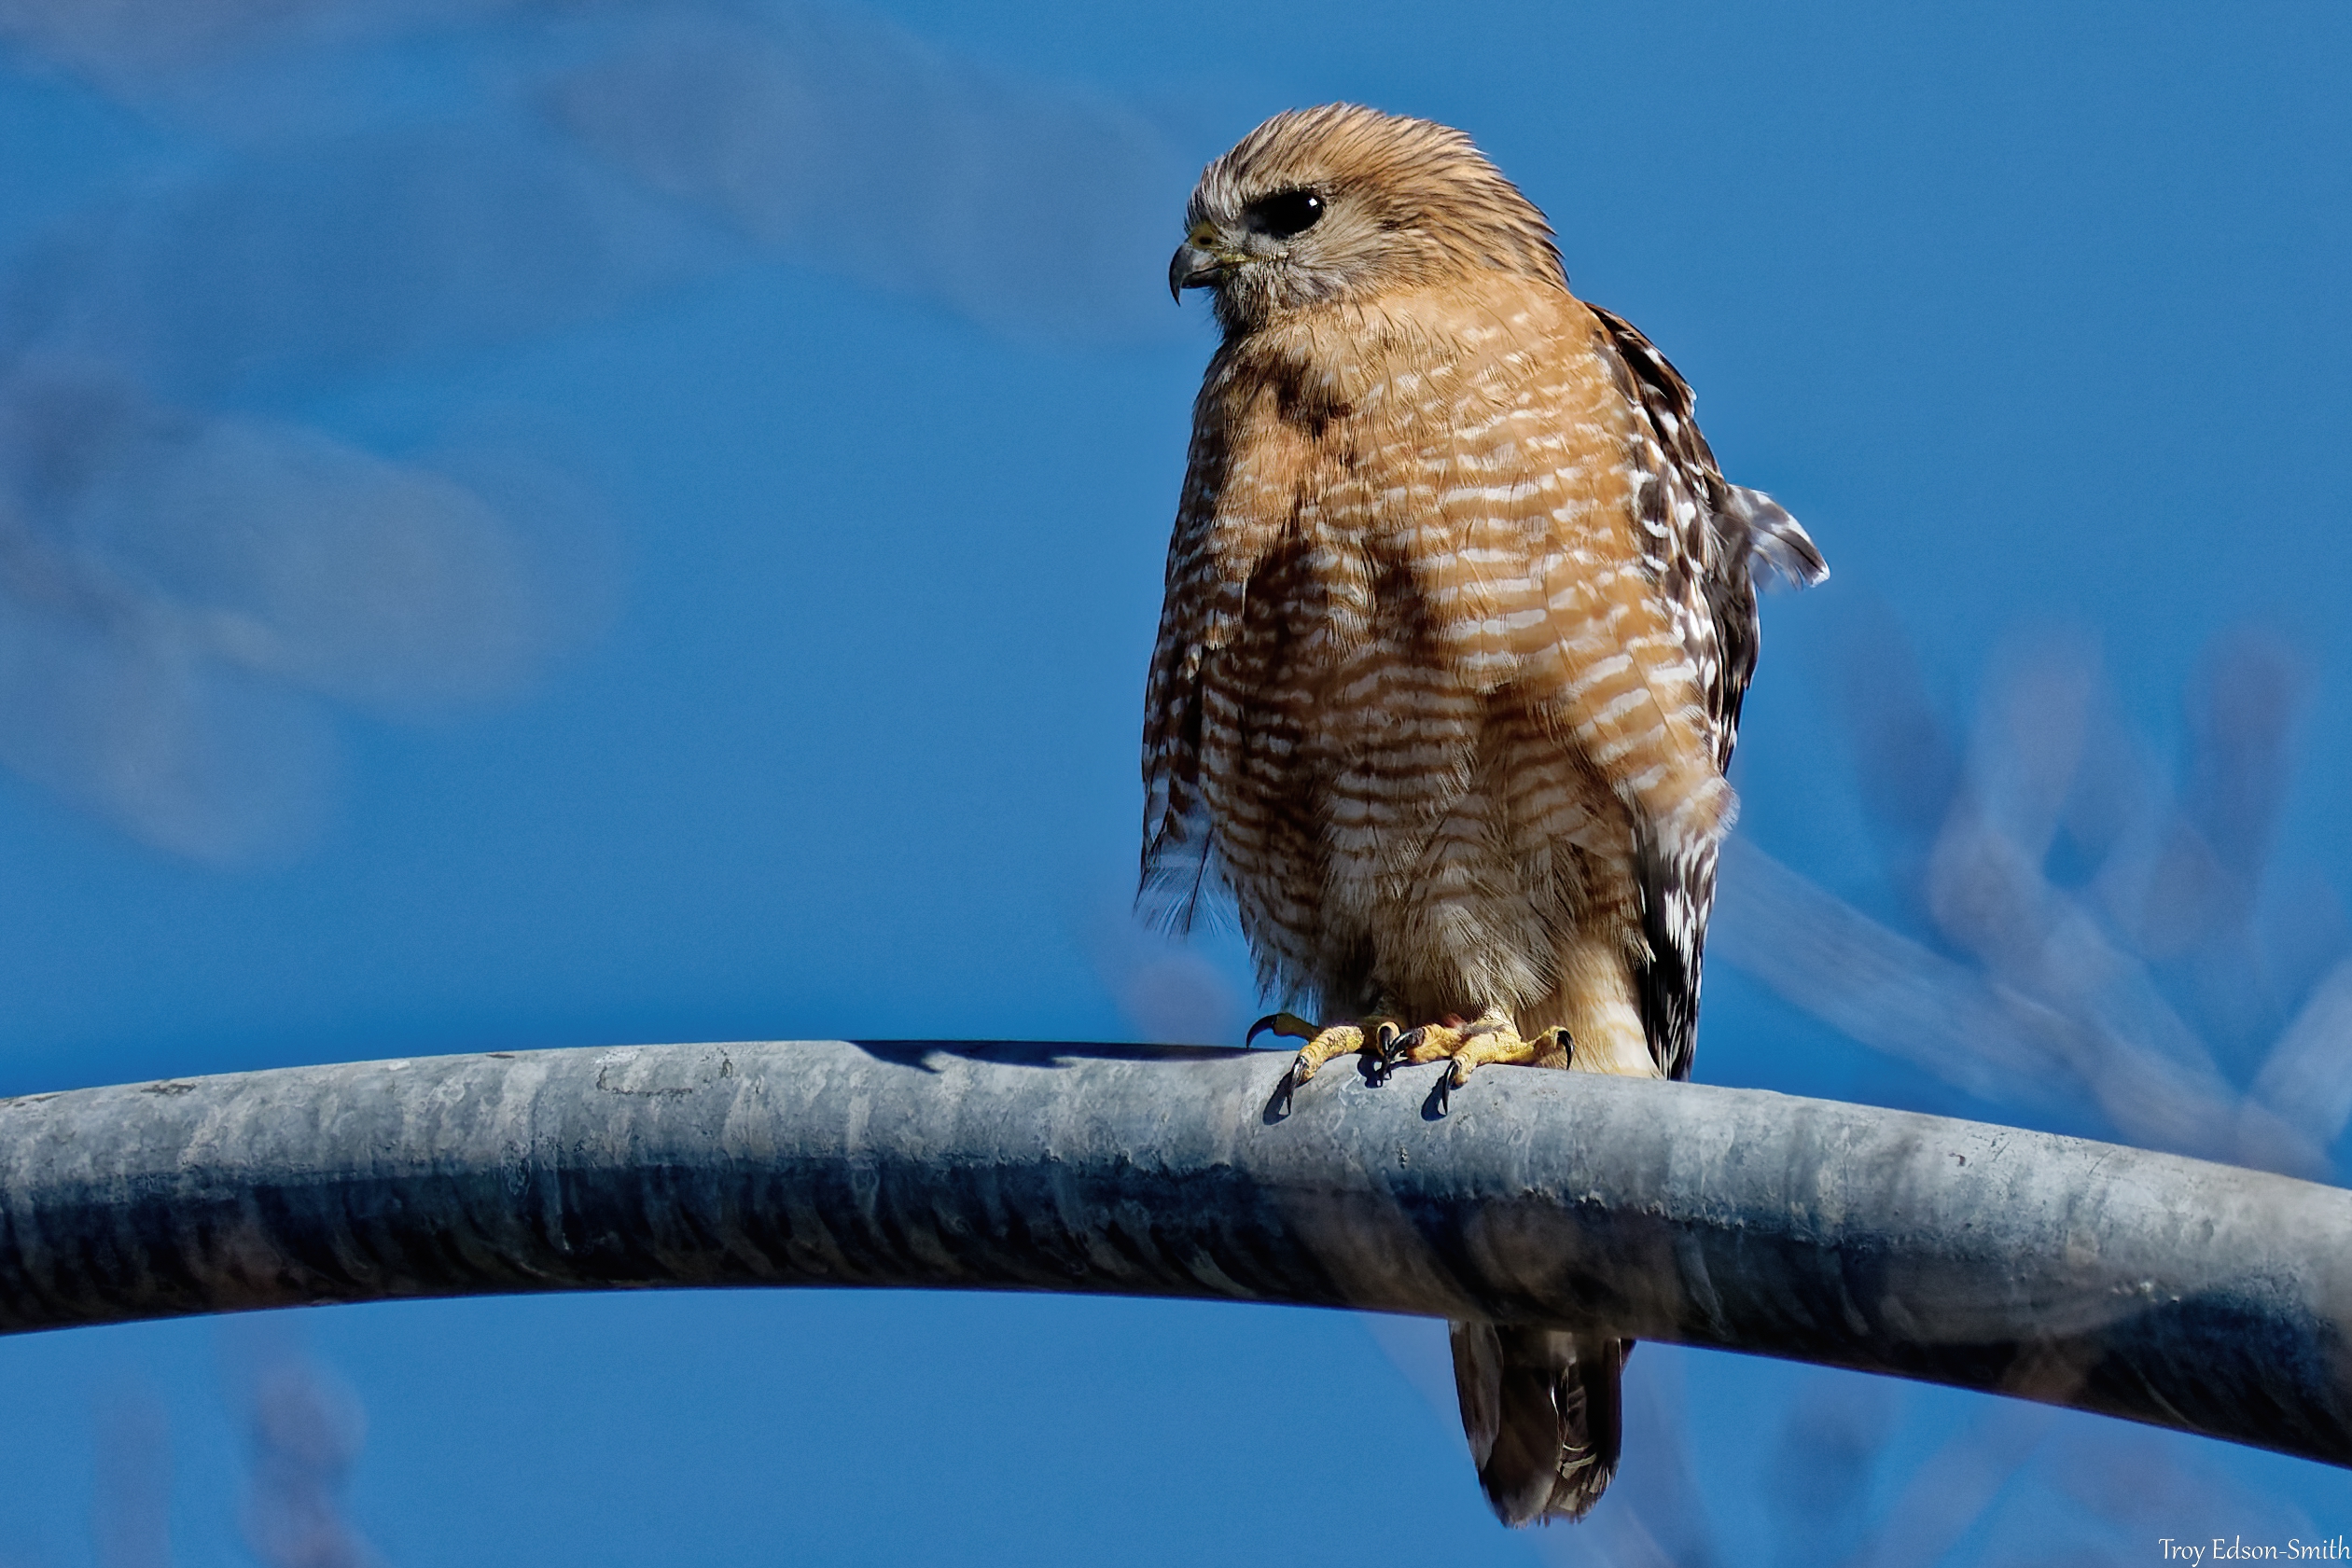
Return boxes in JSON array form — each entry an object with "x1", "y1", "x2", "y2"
[{"x1": 1, "y1": 1038, "x2": 2346, "y2": 1466}]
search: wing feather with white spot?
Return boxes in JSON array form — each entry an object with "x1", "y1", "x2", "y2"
[{"x1": 1587, "y1": 303, "x2": 1827, "y2": 1078}]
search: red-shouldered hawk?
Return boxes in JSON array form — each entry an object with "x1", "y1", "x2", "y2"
[{"x1": 1142, "y1": 105, "x2": 1826, "y2": 1525}]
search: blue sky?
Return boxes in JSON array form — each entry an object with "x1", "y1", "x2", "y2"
[{"x1": 1, "y1": 1, "x2": 2349, "y2": 1562}]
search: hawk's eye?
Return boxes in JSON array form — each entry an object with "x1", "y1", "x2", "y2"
[{"x1": 1246, "y1": 189, "x2": 1325, "y2": 240}]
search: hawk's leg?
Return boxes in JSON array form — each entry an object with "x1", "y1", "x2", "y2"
[{"x1": 1395, "y1": 1010, "x2": 1573, "y2": 1088}]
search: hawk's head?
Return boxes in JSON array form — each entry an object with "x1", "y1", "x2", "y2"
[{"x1": 1171, "y1": 104, "x2": 1565, "y2": 334}]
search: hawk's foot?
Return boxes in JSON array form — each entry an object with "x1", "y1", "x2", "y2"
[
  {"x1": 1247, "y1": 1011, "x2": 1406, "y2": 1089},
  {"x1": 1394, "y1": 1011, "x2": 1572, "y2": 1088},
  {"x1": 1249, "y1": 1008, "x2": 1569, "y2": 1103}
]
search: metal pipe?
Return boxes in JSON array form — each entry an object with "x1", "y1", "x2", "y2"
[{"x1": 2, "y1": 1039, "x2": 2346, "y2": 1466}]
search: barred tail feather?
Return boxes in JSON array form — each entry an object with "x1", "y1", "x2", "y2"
[{"x1": 1451, "y1": 1322, "x2": 1626, "y2": 1525}]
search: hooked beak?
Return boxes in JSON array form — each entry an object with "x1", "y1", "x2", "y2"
[{"x1": 1169, "y1": 221, "x2": 1239, "y2": 301}]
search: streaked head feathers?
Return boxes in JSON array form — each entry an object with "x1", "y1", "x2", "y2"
[{"x1": 1171, "y1": 104, "x2": 1564, "y2": 332}]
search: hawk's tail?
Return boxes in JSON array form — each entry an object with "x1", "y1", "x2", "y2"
[{"x1": 1449, "y1": 1322, "x2": 1625, "y2": 1525}]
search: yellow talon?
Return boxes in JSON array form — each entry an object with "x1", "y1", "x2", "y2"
[{"x1": 1291, "y1": 1023, "x2": 1367, "y2": 1084}]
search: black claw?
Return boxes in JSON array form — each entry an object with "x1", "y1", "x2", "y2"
[
  {"x1": 1364, "y1": 1022, "x2": 1408, "y2": 1085},
  {"x1": 1246, "y1": 1013, "x2": 1285, "y2": 1048}
]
